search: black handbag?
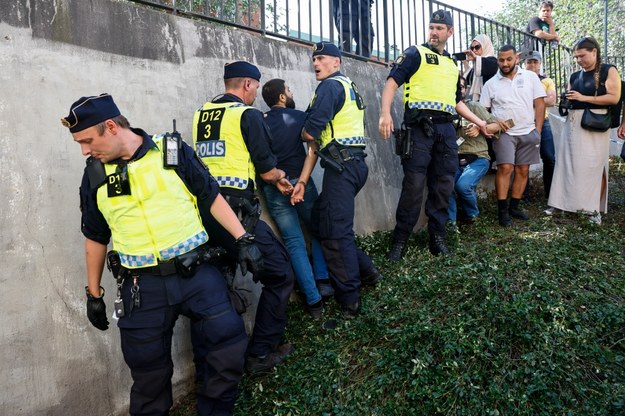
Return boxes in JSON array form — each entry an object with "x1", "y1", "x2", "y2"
[
  {"x1": 579, "y1": 70, "x2": 612, "y2": 132},
  {"x1": 581, "y1": 107, "x2": 611, "y2": 132}
]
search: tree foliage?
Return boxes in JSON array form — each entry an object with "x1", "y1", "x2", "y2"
[{"x1": 491, "y1": 0, "x2": 625, "y2": 58}]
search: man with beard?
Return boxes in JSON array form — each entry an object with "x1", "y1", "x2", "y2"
[
  {"x1": 379, "y1": 10, "x2": 489, "y2": 260},
  {"x1": 480, "y1": 45, "x2": 546, "y2": 226},
  {"x1": 259, "y1": 78, "x2": 331, "y2": 319}
]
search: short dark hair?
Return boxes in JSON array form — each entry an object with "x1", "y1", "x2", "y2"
[
  {"x1": 540, "y1": 1, "x2": 554, "y2": 10},
  {"x1": 498, "y1": 44, "x2": 517, "y2": 54},
  {"x1": 261, "y1": 79, "x2": 286, "y2": 108},
  {"x1": 95, "y1": 115, "x2": 130, "y2": 135}
]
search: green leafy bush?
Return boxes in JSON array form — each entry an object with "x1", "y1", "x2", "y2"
[{"x1": 174, "y1": 158, "x2": 625, "y2": 415}]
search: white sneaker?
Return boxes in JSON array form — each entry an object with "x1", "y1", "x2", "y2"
[
  {"x1": 588, "y1": 213, "x2": 602, "y2": 225},
  {"x1": 544, "y1": 207, "x2": 560, "y2": 216}
]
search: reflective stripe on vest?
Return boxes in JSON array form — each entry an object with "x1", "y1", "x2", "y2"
[
  {"x1": 403, "y1": 45, "x2": 458, "y2": 115},
  {"x1": 96, "y1": 136, "x2": 208, "y2": 268},
  {"x1": 192, "y1": 101, "x2": 256, "y2": 190},
  {"x1": 314, "y1": 75, "x2": 366, "y2": 149}
]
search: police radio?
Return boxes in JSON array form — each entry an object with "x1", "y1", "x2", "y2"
[{"x1": 163, "y1": 119, "x2": 181, "y2": 168}]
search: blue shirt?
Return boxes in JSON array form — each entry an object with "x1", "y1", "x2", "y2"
[
  {"x1": 263, "y1": 107, "x2": 307, "y2": 179},
  {"x1": 79, "y1": 128, "x2": 220, "y2": 245},
  {"x1": 303, "y1": 71, "x2": 347, "y2": 141},
  {"x1": 388, "y1": 44, "x2": 462, "y2": 104}
]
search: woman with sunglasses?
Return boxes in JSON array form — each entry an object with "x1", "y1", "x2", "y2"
[
  {"x1": 462, "y1": 34, "x2": 498, "y2": 102},
  {"x1": 547, "y1": 37, "x2": 621, "y2": 224}
]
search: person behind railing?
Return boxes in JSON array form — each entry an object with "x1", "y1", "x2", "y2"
[
  {"x1": 332, "y1": 0, "x2": 375, "y2": 58},
  {"x1": 461, "y1": 34, "x2": 498, "y2": 102},
  {"x1": 547, "y1": 37, "x2": 622, "y2": 225},
  {"x1": 448, "y1": 76, "x2": 507, "y2": 229},
  {"x1": 526, "y1": 1, "x2": 560, "y2": 51},
  {"x1": 378, "y1": 10, "x2": 489, "y2": 260},
  {"x1": 522, "y1": 51, "x2": 557, "y2": 200}
]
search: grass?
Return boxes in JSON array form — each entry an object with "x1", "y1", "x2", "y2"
[{"x1": 173, "y1": 157, "x2": 625, "y2": 416}]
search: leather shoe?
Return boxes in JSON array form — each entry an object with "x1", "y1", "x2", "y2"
[
  {"x1": 360, "y1": 266, "x2": 383, "y2": 286},
  {"x1": 341, "y1": 301, "x2": 361, "y2": 319},
  {"x1": 316, "y1": 279, "x2": 335, "y2": 299},
  {"x1": 509, "y1": 207, "x2": 529, "y2": 220},
  {"x1": 388, "y1": 240, "x2": 407, "y2": 262},
  {"x1": 498, "y1": 210, "x2": 512, "y2": 227},
  {"x1": 428, "y1": 234, "x2": 450, "y2": 256}
]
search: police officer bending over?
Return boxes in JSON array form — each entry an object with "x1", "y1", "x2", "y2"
[
  {"x1": 63, "y1": 93, "x2": 262, "y2": 415},
  {"x1": 379, "y1": 10, "x2": 489, "y2": 260},
  {"x1": 192, "y1": 61, "x2": 296, "y2": 374},
  {"x1": 299, "y1": 42, "x2": 382, "y2": 319}
]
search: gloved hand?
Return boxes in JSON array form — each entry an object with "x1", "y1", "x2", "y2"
[
  {"x1": 236, "y1": 232, "x2": 264, "y2": 276},
  {"x1": 86, "y1": 286, "x2": 109, "y2": 331}
]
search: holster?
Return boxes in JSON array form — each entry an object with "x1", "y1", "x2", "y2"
[
  {"x1": 393, "y1": 123, "x2": 412, "y2": 159},
  {"x1": 225, "y1": 195, "x2": 262, "y2": 233},
  {"x1": 316, "y1": 143, "x2": 345, "y2": 173}
]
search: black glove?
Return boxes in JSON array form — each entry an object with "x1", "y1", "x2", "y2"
[
  {"x1": 236, "y1": 233, "x2": 264, "y2": 276},
  {"x1": 86, "y1": 286, "x2": 109, "y2": 331}
]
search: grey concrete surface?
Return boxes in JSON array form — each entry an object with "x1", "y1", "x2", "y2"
[{"x1": 0, "y1": 1, "x2": 405, "y2": 415}]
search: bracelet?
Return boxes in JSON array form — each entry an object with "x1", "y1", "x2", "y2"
[
  {"x1": 85, "y1": 285, "x2": 105, "y2": 299},
  {"x1": 298, "y1": 180, "x2": 307, "y2": 186}
]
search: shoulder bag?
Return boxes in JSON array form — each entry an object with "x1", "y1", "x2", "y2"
[{"x1": 580, "y1": 69, "x2": 612, "y2": 132}]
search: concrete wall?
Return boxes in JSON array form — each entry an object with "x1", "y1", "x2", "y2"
[{"x1": 0, "y1": 1, "x2": 405, "y2": 415}]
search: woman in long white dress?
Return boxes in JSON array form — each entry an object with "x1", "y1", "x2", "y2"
[{"x1": 548, "y1": 37, "x2": 621, "y2": 224}]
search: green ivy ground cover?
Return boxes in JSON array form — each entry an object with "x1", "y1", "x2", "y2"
[{"x1": 174, "y1": 157, "x2": 625, "y2": 416}]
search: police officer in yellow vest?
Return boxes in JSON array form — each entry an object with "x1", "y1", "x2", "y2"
[
  {"x1": 63, "y1": 93, "x2": 263, "y2": 415},
  {"x1": 379, "y1": 10, "x2": 490, "y2": 260},
  {"x1": 192, "y1": 61, "x2": 296, "y2": 374},
  {"x1": 297, "y1": 42, "x2": 382, "y2": 319}
]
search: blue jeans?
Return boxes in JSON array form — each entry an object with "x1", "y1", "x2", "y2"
[
  {"x1": 262, "y1": 179, "x2": 328, "y2": 305},
  {"x1": 540, "y1": 118, "x2": 555, "y2": 198},
  {"x1": 448, "y1": 157, "x2": 490, "y2": 222}
]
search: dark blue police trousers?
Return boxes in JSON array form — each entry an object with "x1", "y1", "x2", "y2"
[
  {"x1": 393, "y1": 121, "x2": 458, "y2": 242},
  {"x1": 201, "y1": 217, "x2": 294, "y2": 357},
  {"x1": 117, "y1": 263, "x2": 247, "y2": 416},
  {"x1": 311, "y1": 154, "x2": 374, "y2": 306}
]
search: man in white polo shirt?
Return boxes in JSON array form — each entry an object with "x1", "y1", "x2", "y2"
[{"x1": 480, "y1": 44, "x2": 546, "y2": 226}]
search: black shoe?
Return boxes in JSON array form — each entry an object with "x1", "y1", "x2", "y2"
[
  {"x1": 428, "y1": 234, "x2": 450, "y2": 256},
  {"x1": 498, "y1": 210, "x2": 512, "y2": 227},
  {"x1": 360, "y1": 265, "x2": 383, "y2": 286},
  {"x1": 509, "y1": 207, "x2": 529, "y2": 220},
  {"x1": 341, "y1": 301, "x2": 361, "y2": 319},
  {"x1": 388, "y1": 241, "x2": 407, "y2": 262},
  {"x1": 307, "y1": 301, "x2": 324, "y2": 320},
  {"x1": 316, "y1": 279, "x2": 335, "y2": 299},
  {"x1": 245, "y1": 343, "x2": 294, "y2": 374}
]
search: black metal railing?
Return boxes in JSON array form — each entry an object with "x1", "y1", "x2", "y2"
[{"x1": 129, "y1": 0, "x2": 624, "y2": 95}]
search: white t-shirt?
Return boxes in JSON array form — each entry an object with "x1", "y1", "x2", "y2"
[{"x1": 479, "y1": 67, "x2": 546, "y2": 135}]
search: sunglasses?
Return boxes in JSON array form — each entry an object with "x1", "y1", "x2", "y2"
[{"x1": 469, "y1": 44, "x2": 482, "y2": 51}]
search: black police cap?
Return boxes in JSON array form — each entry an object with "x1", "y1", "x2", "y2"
[
  {"x1": 61, "y1": 93, "x2": 121, "y2": 133},
  {"x1": 312, "y1": 42, "x2": 342, "y2": 60},
  {"x1": 430, "y1": 10, "x2": 453, "y2": 26},
  {"x1": 223, "y1": 61, "x2": 261, "y2": 81}
]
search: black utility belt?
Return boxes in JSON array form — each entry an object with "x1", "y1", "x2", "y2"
[
  {"x1": 123, "y1": 245, "x2": 227, "y2": 277},
  {"x1": 424, "y1": 114, "x2": 454, "y2": 124}
]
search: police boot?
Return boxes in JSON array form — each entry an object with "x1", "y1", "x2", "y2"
[
  {"x1": 388, "y1": 240, "x2": 407, "y2": 262},
  {"x1": 428, "y1": 234, "x2": 450, "y2": 256},
  {"x1": 360, "y1": 265, "x2": 383, "y2": 287}
]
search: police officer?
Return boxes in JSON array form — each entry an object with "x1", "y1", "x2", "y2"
[
  {"x1": 299, "y1": 42, "x2": 382, "y2": 319},
  {"x1": 192, "y1": 61, "x2": 296, "y2": 374},
  {"x1": 379, "y1": 10, "x2": 489, "y2": 260},
  {"x1": 63, "y1": 93, "x2": 263, "y2": 415}
]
